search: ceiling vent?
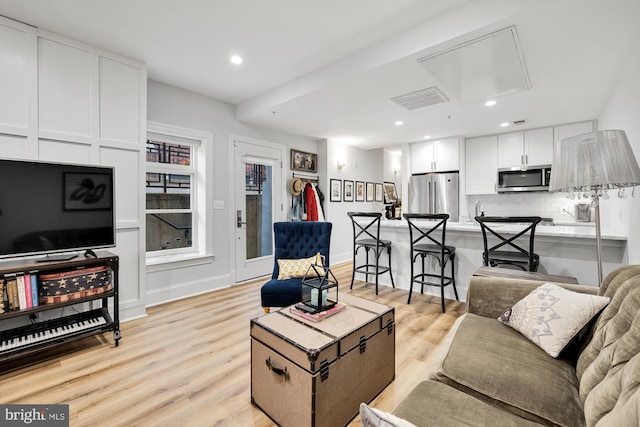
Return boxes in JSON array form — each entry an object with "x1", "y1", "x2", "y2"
[{"x1": 390, "y1": 86, "x2": 449, "y2": 110}]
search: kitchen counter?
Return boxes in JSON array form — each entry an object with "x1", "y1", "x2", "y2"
[{"x1": 350, "y1": 219, "x2": 627, "y2": 305}]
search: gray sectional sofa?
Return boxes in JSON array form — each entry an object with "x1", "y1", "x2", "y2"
[{"x1": 389, "y1": 265, "x2": 640, "y2": 426}]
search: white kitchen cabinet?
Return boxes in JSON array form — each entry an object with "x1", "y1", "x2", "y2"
[
  {"x1": 525, "y1": 127, "x2": 554, "y2": 166},
  {"x1": 410, "y1": 137, "x2": 459, "y2": 173},
  {"x1": 498, "y1": 128, "x2": 554, "y2": 168},
  {"x1": 465, "y1": 135, "x2": 497, "y2": 195},
  {"x1": 497, "y1": 131, "x2": 524, "y2": 168}
]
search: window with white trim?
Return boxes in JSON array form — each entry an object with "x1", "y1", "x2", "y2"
[{"x1": 145, "y1": 124, "x2": 206, "y2": 258}]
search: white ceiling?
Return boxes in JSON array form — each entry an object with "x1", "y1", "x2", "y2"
[{"x1": 2, "y1": 0, "x2": 639, "y2": 150}]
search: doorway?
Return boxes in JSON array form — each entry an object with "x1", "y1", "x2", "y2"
[{"x1": 233, "y1": 137, "x2": 284, "y2": 282}]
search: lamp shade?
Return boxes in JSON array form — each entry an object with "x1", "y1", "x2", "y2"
[{"x1": 549, "y1": 129, "x2": 640, "y2": 193}]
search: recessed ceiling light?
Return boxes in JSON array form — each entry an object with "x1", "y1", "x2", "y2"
[
  {"x1": 485, "y1": 100, "x2": 497, "y2": 106},
  {"x1": 230, "y1": 55, "x2": 243, "y2": 65},
  {"x1": 395, "y1": 121, "x2": 403, "y2": 126},
  {"x1": 500, "y1": 122, "x2": 510, "y2": 127},
  {"x1": 423, "y1": 135, "x2": 431, "y2": 139}
]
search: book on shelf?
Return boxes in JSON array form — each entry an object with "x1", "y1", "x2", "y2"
[
  {"x1": 16, "y1": 275, "x2": 27, "y2": 309},
  {"x1": 24, "y1": 274, "x2": 33, "y2": 308},
  {"x1": 289, "y1": 302, "x2": 346, "y2": 322},
  {"x1": 30, "y1": 273, "x2": 39, "y2": 307}
]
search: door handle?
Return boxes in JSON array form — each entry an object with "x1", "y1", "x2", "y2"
[{"x1": 237, "y1": 210, "x2": 246, "y2": 228}]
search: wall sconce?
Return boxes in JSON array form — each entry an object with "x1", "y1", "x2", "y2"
[
  {"x1": 393, "y1": 166, "x2": 401, "y2": 175},
  {"x1": 337, "y1": 160, "x2": 346, "y2": 169}
]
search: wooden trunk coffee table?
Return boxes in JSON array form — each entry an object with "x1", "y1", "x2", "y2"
[{"x1": 250, "y1": 293, "x2": 395, "y2": 427}]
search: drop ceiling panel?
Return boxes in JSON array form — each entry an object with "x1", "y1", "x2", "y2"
[{"x1": 419, "y1": 26, "x2": 531, "y2": 104}]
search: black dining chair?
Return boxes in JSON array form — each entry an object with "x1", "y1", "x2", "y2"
[
  {"x1": 475, "y1": 216, "x2": 542, "y2": 272},
  {"x1": 347, "y1": 212, "x2": 395, "y2": 295},
  {"x1": 404, "y1": 213, "x2": 458, "y2": 311}
]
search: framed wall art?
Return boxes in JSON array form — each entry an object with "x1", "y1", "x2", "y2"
[
  {"x1": 355, "y1": 181, "x2": 365, "y2": 202},
  {"x1": 330, "y1": 179, "x2": 341, "y2": 202},
  {"x1": 290, "y1": 149, "x2": 317, "y2": 173},
  {"x1": 366, "y1": 182, "x2": 374, "y2": 202},
  {"x1": 383, "y1": 182, "x2": 399, "y2": 204},
  {"x1": 343, "y1": 180, "x2": 354, "y2": 202},
  {"x1": 375, "y1": 183, "x2": 383, "y2": 202}
]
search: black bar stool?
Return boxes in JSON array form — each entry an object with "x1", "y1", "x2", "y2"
[
  {"x1": 347, "y1": 212, "x2": 395, "y2": 295},
  {"x1": 475, "y1": 216, "x2": 542, "y2": 272},
  {"x1": 404, "y1": 213, "x2": 458, "y2": 312}
]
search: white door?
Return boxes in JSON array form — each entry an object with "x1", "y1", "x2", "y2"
[{"x1": 234, "y1": 138, "x2": 284, "y2": 282}]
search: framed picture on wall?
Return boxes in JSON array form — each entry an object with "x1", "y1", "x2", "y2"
[
  {"x1": 343, "y1": 180, "x2": 354, "y2": 202},
  {"x1": 355, "y1": 181, "x2": 365, "y2": 202},
  {"x1": 383, "y1": 182, "x2": 398, "y2": 204},
  {"x1": 366, "y1": 182, "x2": 375, "y2": 202},
  {"x1": 290, "y1": 149, "x2": 317, "y2": 173},
  {"x1": 375, "y1": 183, "x2": 383, "y2": 202},
  {"x1": 330, "y1": 179, "x2": 341, "y2": 202}
]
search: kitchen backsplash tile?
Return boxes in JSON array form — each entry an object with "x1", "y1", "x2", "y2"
[{"x1": 467, "y1": 192, "x2": 590, "y2": 222}]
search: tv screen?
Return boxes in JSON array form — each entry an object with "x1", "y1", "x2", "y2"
[{"x1": 0, "y1": 159, "x2": 115, "y2": 259}]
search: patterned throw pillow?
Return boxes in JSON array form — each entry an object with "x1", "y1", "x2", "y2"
[
  {"x1": 498, "y1": 283, "x2": 610, "y2": 358},
  {"x1": 359, "y1": 403, "x2": 417, "y2": 427},
  {"x1": 277, "y1": 253, "x2": 324, "y2": 280}
]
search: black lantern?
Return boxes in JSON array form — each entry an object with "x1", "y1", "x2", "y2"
[{"x1": 300, "y1": 263, "x2": 338, "y2": 313}]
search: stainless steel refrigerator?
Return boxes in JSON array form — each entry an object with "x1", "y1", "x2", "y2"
[{"x1": 408, "y1": 172, "x2": 459, "y2": 221}]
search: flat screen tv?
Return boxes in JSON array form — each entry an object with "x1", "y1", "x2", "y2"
[{"x1": 0, "y1": 158, "x2": 115, "y2": 261}]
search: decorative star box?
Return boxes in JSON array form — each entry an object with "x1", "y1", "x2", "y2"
[
  {"x1": 300, "y1": 263, "x2": 338, "y2": 313},
  {"x1": 39, "y1": 265, "x2": 113, "y2": 304}
]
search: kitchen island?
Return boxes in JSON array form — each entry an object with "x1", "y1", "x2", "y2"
[{"x1": 356, "y1": 219, "x2": 627, "y2": 303}]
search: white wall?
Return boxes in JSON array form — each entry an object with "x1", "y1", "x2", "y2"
[
  {"x1": 146, "y1": 80, "x2": 319, "y2": 305},
  {"x1": 321, "y1": 140, "x2": 386, "y2": 265},
  {"x1": 597, "y1": 45, "x2": 640, "y2": 264}
]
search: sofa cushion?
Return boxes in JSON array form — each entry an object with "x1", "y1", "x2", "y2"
[
  {"x1": 392, "y1": 380, "x2": 543, "y2": 427},
  {"x1": 429, "y1": 313, "x2": 584, "y2": 427},
  {"x1": 497, "y1": 283, "x2": 610, "y2": 358}
]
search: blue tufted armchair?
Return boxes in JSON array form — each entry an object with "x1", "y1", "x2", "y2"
[{"x1": 261, "y1": 221, "x2": 332, "y2": 312}]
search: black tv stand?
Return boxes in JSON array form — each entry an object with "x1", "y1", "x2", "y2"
[{"x1": 36, "y1": 252, "x2": 79, "y2": 262}]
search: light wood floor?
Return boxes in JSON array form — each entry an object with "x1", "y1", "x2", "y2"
[{"x1": 0, "y1": 261, "x2": 465, "y2": 426}]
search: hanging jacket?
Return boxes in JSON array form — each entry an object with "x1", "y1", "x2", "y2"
[{"x1": 304, "y1": 182, "x2": 318, "y2": 221}]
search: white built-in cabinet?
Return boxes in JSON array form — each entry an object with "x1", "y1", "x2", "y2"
[
  {"x1": 497, "y1": 127, "x2": 554, "y2": 168},
  {"x1": 0, "y1": 16, "x2": 147, "y2": 321},
  {"x1": 465, "y1": 135, "x2": 498, "y2": 195},
  {"x1": 410, "y1": 137, "x2": 459, "y2": 174}
]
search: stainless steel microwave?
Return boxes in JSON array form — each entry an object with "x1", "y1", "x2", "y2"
[{"x1": 497, "y1": 165, "x2": 552, "y2": 193}]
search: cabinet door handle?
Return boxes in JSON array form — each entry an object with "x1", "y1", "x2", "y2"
[
  {"x1": 521, "y1": 154, "x2": 524, "y2": 165},
  {"x1": 266, "y1": 357, "x2": 290, "y2": 381},
  {"x1": 525, "y1": 154, "x2": 528, "y2": 165}
]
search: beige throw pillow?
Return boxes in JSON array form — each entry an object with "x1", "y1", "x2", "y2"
[
  {"x1": 498, "y1": 283, "x2": 610, "y2": 358},
  {"x1": 277, "y1": 253, "x2": 323, "y2": 280}
]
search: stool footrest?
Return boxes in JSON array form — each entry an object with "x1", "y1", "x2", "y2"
[{"x1": 412, "y1": 273, "x2": 454, "y2": 288}]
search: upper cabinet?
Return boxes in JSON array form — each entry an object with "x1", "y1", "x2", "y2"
[
  {"x1": 465, "y1": 135, "x2": 497, "y2": 195},
  {"x1": 497, "y1": 128, "x2": 553, "y2": 168},
  {"x1": 410, "y1": 137, "x2": 459, "y2": 174}
]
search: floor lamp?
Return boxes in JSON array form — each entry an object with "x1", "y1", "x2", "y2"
[{"x1": 549, "y1": 129, "x2": 640, "y2": 285}]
